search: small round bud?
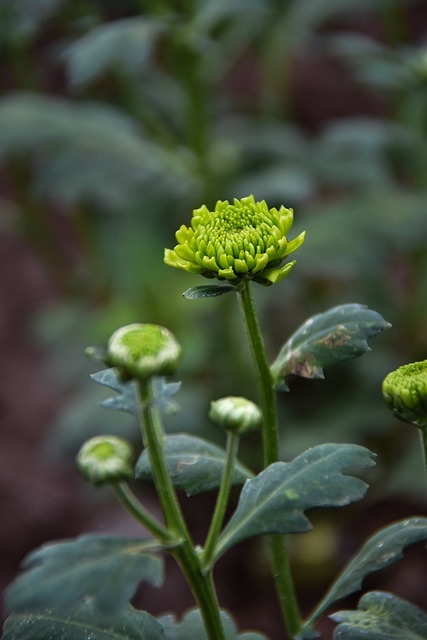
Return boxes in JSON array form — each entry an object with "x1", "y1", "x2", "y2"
[
  {"x1": 106, "y1": 323, "x2": 181, "y2": 380},
  {"x1": 76, "y1": 436, "x2": 134, "y2": 485},
  {"x1": 209, "y1": 396, "x2": 262, "y2": 436},
  {"x1": 382, "y1": 360, "x2": 427, "y2": 428}
]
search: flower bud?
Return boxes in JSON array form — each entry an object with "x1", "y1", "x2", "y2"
[
  {"x1": 106, "y1": 323, "x2": 181, "y2": 381},
  {"x1": 76, "y1": 435, "x2": 134, "y2": 485},
  {"x1": 382, "y1": 360, "x2": 427, "y2": 428},
  {"x1": 209, "y1": 396, "x2": 262, "y2": 436}
]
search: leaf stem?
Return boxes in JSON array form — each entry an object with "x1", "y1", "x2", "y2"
[
  {"x1": 202, "y1": 432, "x2": 240, "y2": 570},
  {"x1": 419, "y1": 430, "x2": 427, "y2": 486},
  {"x1": 237, "y1": 280, "x2": 302, "y2": 638},
  {"x1": 136, "y1": 378, "x2": 226, "y2": 640},
  {"x1": 113, "y1": 482, "x2": 173, "y2": 543}
]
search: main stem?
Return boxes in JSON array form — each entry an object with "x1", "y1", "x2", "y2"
[
  {"x1": 238, "y1": 281, "x2": 302, "y2": 639},
  {"x1": 137, "y1": 379, "x2": 226, "y2": 640}
]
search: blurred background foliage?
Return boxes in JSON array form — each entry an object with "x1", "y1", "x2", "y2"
[
  {"x1": 2, "y1": 0, "x2": 427, "y2": 479},
  {"x1": 2, "y1": 0, "x2": 427, "y2": 628}
]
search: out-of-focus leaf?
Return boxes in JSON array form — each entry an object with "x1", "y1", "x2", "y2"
[
  {"x1": 91, "y1": 369, "x2": 181, "y2": 419},
  {"x1": 3, "y1": 601, "x2": 166, "y2": 640},
  {"x1": 5, "y1": 536, "x2": 164, "y2": 616},
  {"x1": 331, "y1": 591, "x2": 427, "y2": 639},
  {"x1": 0, "y1": 0, "x2": 65, "y2": 42},
  {"x1": 0, "y1": 94, "x2": 195, "y2": 209},
  {"x1": 183, "y1": 285, "x2": 235, "y2": 299},
  {"x1": 136, "y1": 434, "x2": 254, "y2": 496},
  {"x1": 215, "y1": 444, "x2": 375, "y2": 560},
  {"x1": 305, "y1": 517, "x2": 427, "y2": 627},
  {"x1": 64, "y1": 17, "x2": 168, "y2": 87},
  {"x1": 158, "y1": 607, "x2": 267, "y2": 639},
  {"x1": 270, "y1": 304, "x2": 391, "y2": 384}
]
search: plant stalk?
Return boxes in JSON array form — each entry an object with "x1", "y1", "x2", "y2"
[
  {"x1": 136, "y1": 379, "x2": 226, "y2": 640},
  {"x1": 202, "y1": 432, "x2": 240, "y2": 569},
  {"x1": 113, "y1": 482, "x2": 172, "y2": 543},
  {"x1": 237, "y1": 280, "x2": 302, "y2": 638}
]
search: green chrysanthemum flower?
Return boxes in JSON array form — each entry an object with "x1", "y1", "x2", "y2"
[
  {"x1": 164, "y1": 195, "x2": 305, "y2": 285},
  {"x1": 209, "y1": 396, "x2": 262, "y2": 436},
  {"x1": 382, "y1": 360, "x2": 427, "y2": 428}
]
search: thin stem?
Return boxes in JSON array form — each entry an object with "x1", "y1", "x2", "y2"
[
  {"x1": 237, "y1": 280, "x2": 302, "y2": 639},
  {"x1": 136, "y1": 378, "x2": 226, "y2": 640},
  {"x1": 419, "y1": 430, "x2": 427, "y2": 484},
  {"x1": 202, "y1": 432, "x2": 240, "y2": 569},
  {"x1": 113, "y1": 482, "x2": 173, "y2": 543}
]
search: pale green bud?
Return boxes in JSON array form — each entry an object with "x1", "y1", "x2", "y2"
[
  {"x1": 106, "y1": 323, "x2": 181, "y2": 381},
  {"x1": 209, "y1": 396, "x2": 262, "y2": 436},
  {"x1": 76, "y1": 436, "x2": 134, "y2": 485},
  {"x1": 164, "y1": 194, "x2": 305, "y2": 286},
  {"x1": 382, "y1": 360, "x2": 427, "y2": 428}
]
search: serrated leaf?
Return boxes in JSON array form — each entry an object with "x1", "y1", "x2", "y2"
[
  {"x1": 158, "y1": 607, "x2": 267, "y2": 639},
  {"x1": 183, "y1": 285, "x2": 235, "y2": 299},
  {"x1": 215, "y1": 444, "x2": 375, "y2": 559},
  {"x1": 270, "y1": 304, "x2": 391, "y2": 384},
  {"x1": 63, "y1": 17, "x2": 168, "y2": 87},
  {"x1": 331, "y1": 591, "x2": 427, "y2": 639},
  {"x1": 5, "y1": 536, "x2": 164, "y2": 616},
  {"x1": 3, "y1": 601, "x2": 166, "y2": 640},
  {"x1": 91, "y1": 369, "x2": 180, "y2": 418},
  {"x1": 136, "y1": 434, "x2": 254, "y2": 496},
  {"x1": 306, "y1": 517, "x2": 427, "y2": 627}
]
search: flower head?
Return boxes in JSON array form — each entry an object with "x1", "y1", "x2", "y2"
[
  {"x1": 382, "y1": 360, "x2": 427, "y2": 428},
  {"x1": 76, "y1": 435, "x2": 134, "y2": 485},
  {"x1": 209, "y1": 396, "x2": 262, "y2": 436},
  {"x1": 164, "y1": 195, "x2": 305, "y2": 285},
  {"x1": 106, "y1": 323, "x2": 181, "y2": 381}
]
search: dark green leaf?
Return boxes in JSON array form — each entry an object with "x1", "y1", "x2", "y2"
[
  {"x1": 136, "y1": 434, "x2": 254, "y2": 496},
  {"x1": 158, "y1": 607, "x2": 267, "y2": 639},
  {"x1": 306, "y1": 517, "x2": 427, "y2": 626},
  {"x1": 183, "y1": 285, "x2": 235, "y2": 299},
  {"x1": 3, "y1": 601, "x2": 166, "y2": 640},
  {"x1": 331, "y1": 591, "x2": 427, "y2": 639},
  {"x1": 5, "y1": 536, "x2": 163, "y2": 616},
  {"x1": 215, "y1": 444, "x2": 375, "y2": 559},
  {"x1": 64, "y1": 17, "x2": 168, "y2": 87},
  {"x1": 270, "y1": 304, "x2": 391, "y2": 384}
]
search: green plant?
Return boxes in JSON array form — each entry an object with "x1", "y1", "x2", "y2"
[{"x1": 3, "y1": 195, "x2": 427, "y2": 640}]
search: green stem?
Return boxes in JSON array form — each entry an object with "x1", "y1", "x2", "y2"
[
  {"x1": 419, "y1": 430, "x2": 427, "y2": 484},
  {"x1": 136, "y1": 379, "x2": 226, "y2": 640},
  {"x1": 237, "y1": 281, "x2": 302, "y2": 638},
  {"x1": 113, "y1": 482, "x2": 173, "y2": 543},
  {"x1": 202, "y1": 432, "x2": 240, "y2": 569}
]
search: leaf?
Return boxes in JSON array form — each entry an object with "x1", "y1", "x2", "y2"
[
  {"x1": 5, "y1": 536, "x2": 164, "y2": 616},
  {"x1": 135, "y1": 434, "x2": 254, "y2": 496},
  {"x1": 63, "y1": 17, "x2": 168, "y2": 87},
  {"x1": 91, "y1": 369, "x2": 180, "y2": 418},
  {"x1": 270, "y1": 304, "x2": 391, "y2": 384},
  {"x1": 305, "y1": 517, "x2": 427, "y2": 626},
  {"x1": 3, "y1": 601, "x2": 166, "y2": 640},
  {"x1": 331, "y1": 591, "x2": 427, "y2": 639},
  {"x1": 215, "y1": 444, "x2": 375, "y2": 559},
  {"x1": 183, "y1": 285, "x2": 235, "y2": 299},
  {"x1": 158, "y1": 607, "x2": 267, "y2": 639}
]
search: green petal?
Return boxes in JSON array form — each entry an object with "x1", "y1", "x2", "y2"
[
  {"x1": 284, "y1": 231, "x2": 306, "y2": 257},
  {"x1": 234, "y1": 259, "x2": 249, "y2": 274},
  {"x1": 202, "y1": 255, "x2": 220, "y2": 271},
  {"x1": 252, "y1": 253, "x2": 269, "y2": 273},
  {"x1": 175, "y1": 225, "x2": 193, "y2": 244},
  {"x1": 261, "y1": 260, "x2": 296, "y2": 284},
  {"x1": 218, "y1": 267, "x2": 237, "y2": 280},
  {"x1": 174, "y1": 244, "x2": 197, "y2": 262}
]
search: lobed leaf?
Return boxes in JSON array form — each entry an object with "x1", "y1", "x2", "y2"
[
  {"x1": 215, "y1": 444, "x2": 375, "y2": 560},
  {"x1": 158, "y1": 607, "x2": 267, "y2": 639},
  {"x1": 270, "y1": 304, "x2": 391, "y2": 385},
  {"x1": 5, "y1": 536, "x2": 163, "y2": 616},
  {"x1": 331, "y1": 591, "x2": 427, "y2": 639},
  {"x1": 183, "y1": 285, "x2": 235, "y2": 299},
  {"x1": 305, "y1": 517, "x2": 427, "y2": 626},
  {"x1": 3, "y1": 601, "x2": 165, "y2": 640},
  {"x1": 136, "y1": 434, "x2": 254, "y2": 496}
]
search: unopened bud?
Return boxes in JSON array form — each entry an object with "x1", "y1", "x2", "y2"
[
  {"x1": 76, "y1": 436, "x2": 134, "y2": 485},
  {"x1": 209, "y1": 396, "x2": 262, "y2": 436},
  {"x1": 106, "y1": 323, "x2": 181, "y2": 381}
]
